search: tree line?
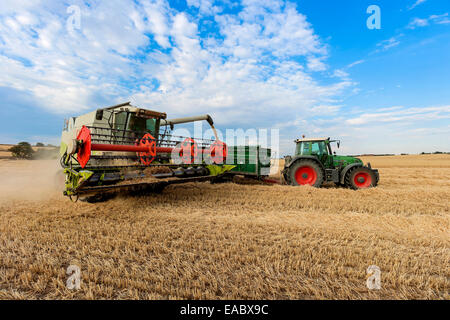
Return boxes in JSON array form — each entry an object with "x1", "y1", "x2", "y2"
[{"x1": 8, "y1": 142, "x2": 58, "y2": 159}]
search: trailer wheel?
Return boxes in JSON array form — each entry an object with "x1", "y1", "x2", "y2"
[{"x1": 289, "y1": 160, "x2": 324, "y2": 187}]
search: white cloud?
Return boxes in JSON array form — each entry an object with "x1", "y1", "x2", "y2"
[
  {"x1": 430, "y1": 13, "x2": 450, "y2": 24},
  {"x1": 345, "y1": 105, "x2": 450, "y2": 125},
  {"x1": 407, "y1": 17, "x2": 429, "y2": 29},
  {"x1": 376, "y1": 35, "x2": 403, "y2": 51},
  {"x1": 307, "y1": 56, "x2": 327, "y2": 71},
  {"x1": 332, "y1": 69, "x2": 349, "y2": 79},
  {"x1": 187, "y1": 0, "x2": 222, "y2": 16},
  {"x1": 214, "y1": 1, "x2": 326, "y2": 60},
  {"x1": 141, "y1": 0, "x2": 172, "y2": 48},
  {"x1": 408, "y1": 0, "x2": 427, "y2": 11},
  {"x1": 407, "y1": 13, "x2": 449, "y2": 29},
  {"x1": 347, "y1": 59, "x2": 365, "y2": 68},
  {"x1": 0, "y1": 0, "x2": 161, "y2": 112},
  {"x1": 309, "y1": 105, "x2": 341, "y2": 115}
]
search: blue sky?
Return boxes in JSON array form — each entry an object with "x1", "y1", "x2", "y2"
[{"x1": 0, "y1": 0, "x2": 449, "y2": 155}]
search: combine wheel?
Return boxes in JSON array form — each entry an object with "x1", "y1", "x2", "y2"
[
  {"x1": 288, "y1": 160, "x2": 324, "y2": 187},
  {"x1": 345, "y1": 166, "x2": 378, "y2": 190}
]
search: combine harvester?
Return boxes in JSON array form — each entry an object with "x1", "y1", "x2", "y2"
[{"x1": 60, "y1": 102, "x2": 271, "y2": 202}]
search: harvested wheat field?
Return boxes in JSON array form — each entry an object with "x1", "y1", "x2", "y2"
[{"x1": 0, "y1": 154, "x2": 449, "y2": 299}]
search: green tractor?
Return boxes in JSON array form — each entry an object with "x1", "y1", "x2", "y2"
[{"x1": 282, "y1": 137, "x2": 379, "y2": 189}]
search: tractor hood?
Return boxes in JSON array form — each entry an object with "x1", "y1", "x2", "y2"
[{"x1": 332, "y1": 155, "x2": 363, "y2": 167}]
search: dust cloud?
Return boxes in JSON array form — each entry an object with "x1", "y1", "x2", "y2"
[{"x1": 0, "y1": 159, "x2": 63, "y2": 202}]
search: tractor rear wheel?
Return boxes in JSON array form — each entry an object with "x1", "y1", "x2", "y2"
[
  {"x1": 289, "y1": 160, "x2": 324, "y2": 187},
  {"x1": 345, "y1": 166, "x2": 378, "y2": 190}
]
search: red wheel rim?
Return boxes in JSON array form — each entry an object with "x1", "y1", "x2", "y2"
[
  {"x1": 294, "y1": 166, "x2": 317, "y2": 185},
  {"x1": 353, "y1": 172, "x2": 371, "y2": 188}
]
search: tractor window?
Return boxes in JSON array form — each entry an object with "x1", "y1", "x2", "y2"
[
  {"x1": 296, "y1": 141, "x2": 330, "y2": 155},
  {"x1": 311, "y1": 142, "x2": 320, "y2": 155},
  {"x1": 311, "y1": 141, "x2": 328, "y2": 156},
  {"x1": 312, "y1": 141, "x2": 328, "y2": 156},
  {"x1": 296, "y1": 142, "x2": 311, "y2": 155}
]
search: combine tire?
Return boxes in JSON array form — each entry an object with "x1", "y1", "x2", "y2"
[
  {"x1": 345, "y1": 166, "x2": 378, "y2": 190},
  {"x1": 289, "y1": 160, "x2": 324, "y2": 187}
]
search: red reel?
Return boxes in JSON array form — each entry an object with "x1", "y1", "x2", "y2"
[
  {"x1": 179, "y1": 138, "x2": 198, "y2": 164},
  {"x1": 76, "y1": 126, "x2": 92, "y2": 168},
  {"x1": 209, "y1": 141, "x2": 227, "y2": 164},
  {"x1": 138, "y1": 133, "x2": 156, "y2": 165},
  {"x1": 75, "y1": 126, "x2": 157, "y2": 167}
]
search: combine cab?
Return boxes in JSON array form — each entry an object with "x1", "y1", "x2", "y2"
[
  {"x1": 60, "y1": 102, "x2": 242, "y2": 201},
  {"x1": 282, "y1": 137, "x2": 379, "y2": 189}
]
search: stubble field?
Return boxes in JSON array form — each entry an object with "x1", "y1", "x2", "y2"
[{"x1": 0, "y1": 153, "x2": 448, "y2": 299}]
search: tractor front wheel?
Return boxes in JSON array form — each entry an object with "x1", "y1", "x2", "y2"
[
  {"x1": 345, "y1": 166, "x2": 378, "y2": 190},
  {"x1": 289, "y1": 160, "x2": 324, "y2": 187}
]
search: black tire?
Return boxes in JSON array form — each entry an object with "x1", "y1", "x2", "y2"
[
  {"x1": 152, "y1": 183, "x2": 166, "y2": 194},
  {"x1": 288, "y1": 159, "x2": 324, "y2": 187},
  {"x1": 345, "y1": 166, "x2": 378, "y2": 190},
  {"x1": 282, "y1": 169, "x2": 291, "y2": 185}
]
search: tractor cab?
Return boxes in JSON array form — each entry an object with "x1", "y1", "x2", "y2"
[
  {"x1": 294, "y1": 137, "x2": 333, "y2": 167},
  {"x1": 295, "y1": 138, "x2": 340, "y2": 167}
]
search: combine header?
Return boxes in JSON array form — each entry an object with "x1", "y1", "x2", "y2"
[{"x1": 60, "y1": 102, "x2": 270, "y2": 201}]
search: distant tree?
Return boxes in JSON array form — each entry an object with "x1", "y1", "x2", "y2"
[
  {"x1": 36, "y1": 142, "x2": 45, "y2": 147},
  {"x1": 9, "y1": 142, "x2": 34, "y2": 159}
]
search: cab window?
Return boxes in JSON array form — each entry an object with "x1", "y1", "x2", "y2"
[
  {"x1": 311, "y1": 141, "x2": 328, "y2": 156},
  {"x1": 114, "y1": 111, "x2": 128, "y2": 131},
  {"x1": 128, "y1": 115, "x2": 146, "y2": 132},
  {"x1": 146, "y1": 119, "x2": 156, "y2": 135},
  {"x1": 311, "y1": 142, "x2": 320, "y2": 154},
  {"x1": 296, "y1": 141, "x2": 328, "y2": 156},
  {"x1": 296, "y1": 142, "x2": 311, "y2": 155}
]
